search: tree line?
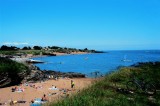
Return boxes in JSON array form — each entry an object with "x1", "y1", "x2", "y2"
[{"x1": 0, "y1": 45, "x2": 96, "y2": 53}]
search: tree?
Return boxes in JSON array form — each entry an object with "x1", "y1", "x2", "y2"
[
  {"x1": 33, "y1": 46, "x2": 42, "y2": 50},
  {"x1": 0, "y1": 45, "x2": 18, "y2": 50},
  {"x1": 22, "y1": 46, "x2": 28, "y2": 50},
  {"x1": 84, "y1": 48, "x2": 88, "y2": 51},
  {"x1": 64, "y1": 47, "x2": 68, "y2": 50},
  {"x1": 0, "y1": 45, "x2": 8, "y2": 50},
  {"x1": 50, "y1": 46, "x2": 61, "y2": 49},
  {"x1": 28, "y1": 46, "x2": 31, "y2": 50},
  {"x1": 22, "y1": 46, "x2": 31, "y2": 50}
]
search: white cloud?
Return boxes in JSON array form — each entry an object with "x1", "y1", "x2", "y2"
[{"x1": 2, "y1": 42, "x2": 29, "y2": 45}]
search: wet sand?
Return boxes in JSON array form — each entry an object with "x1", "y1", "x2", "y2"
[{"x1": 0, "y1": 78, "x2": 94, "y2": 106}]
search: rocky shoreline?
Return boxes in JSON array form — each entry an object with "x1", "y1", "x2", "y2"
[
  {"x1": 0, "y1": 63, "x2": 86, "y2": 88},
  {"x1": 0, "y1": 51, "x2": 94, "y2": 88},
  {"x1": 24, "y1": 65, "x2": 86, "y2": 82}
]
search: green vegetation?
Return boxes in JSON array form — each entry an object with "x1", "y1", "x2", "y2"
[
  {"x1": 0, "y1": 45, "x2": 102, "y2": 56},
  {"x1": 0, "y1": 45, "x2": 19, "y2": 50},
  {"x1": 0, "y1": 57, "x2": 29, "y2": 87},
  {"x1": 49, "y1": 62, "x2": 160, "y2": 106}
]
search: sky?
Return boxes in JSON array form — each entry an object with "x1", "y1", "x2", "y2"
[{"x1": 0, "y1": 0, "x2": 160, "y2": 50}]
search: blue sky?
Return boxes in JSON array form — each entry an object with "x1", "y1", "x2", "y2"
[{"x1": 0, "y1": 0, "x2": 160, "y2": 50}]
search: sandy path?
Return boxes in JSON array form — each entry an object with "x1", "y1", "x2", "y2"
[{"x1": 0, "y1": 78, "x2": 94, "y2": 106}]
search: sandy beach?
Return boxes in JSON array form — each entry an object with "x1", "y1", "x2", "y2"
[
  {"x1": 53, "y1": 52, "x2": 89, "y2": 56},
  {"x1": 0, "y1": 78, "x2": 94, "y2": 106}
]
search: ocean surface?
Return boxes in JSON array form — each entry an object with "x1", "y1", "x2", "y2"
[{"x1": 33, "y1": 50, "x2": 160, "y2": 77}]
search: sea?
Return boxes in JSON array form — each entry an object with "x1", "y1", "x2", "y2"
[{"x1": 33, "y1": 50, "x2": 160, "y2": 77}]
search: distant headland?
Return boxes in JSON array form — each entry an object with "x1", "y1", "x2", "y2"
[{"x1": 0, "y1": 45, "x2": 105, "y2": 57}]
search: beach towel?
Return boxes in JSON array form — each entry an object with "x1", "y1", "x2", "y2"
[
  {"x1": 49, "y1": 87, "x2": 58, "y2": 90},
  {"x1": 15, "y1": 90, "x2": 23, "y2": 93},
  {"x1": 34, "y1": 98, "x2": 42, "y2": 103},
  {"x1": 30, "y1": 103, "x2": 42, "y2": 106},
  {"x1": 30, "y1": 98, "x2": 47, "y2": 105}
]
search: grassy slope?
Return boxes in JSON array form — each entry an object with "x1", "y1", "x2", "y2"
[
  {"x1": 0, "y1": 50, "x2": 43, "y2": 55},
  {"x1": 49, "y1": 62, "x2": 160, "y2": 106}
]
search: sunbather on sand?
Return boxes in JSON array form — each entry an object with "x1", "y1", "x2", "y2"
[
  {"x1": 35, "y1": 85, "x2": 43, "y2": 89},
  {"x1": 49, "y1": 85, "x2": 58, "y2": 90},
  {"x1": 31, "y1": 99, "x2": 34, "y2": 103},
  {"x1": 52, "y1": 85, "x2": 57, "y2": 88},
  {"x1": 19, "y1": 87, "x2": 25, "y2": 92},
  {"x1": 0, "y1": 102, "x2": 6, "y2": 105},
  {"x1": 11, "y1": 87, "x2": 17, "y2": 92},
  {"x1": 10, "y1": 100, "x2": 17, "y2": 105},
  {"x1": 41, "y1": 94, "x2": 48, "y2": 101},
  {"x1": 11, "y1": 86, "x2": 24, "y2": 92}
]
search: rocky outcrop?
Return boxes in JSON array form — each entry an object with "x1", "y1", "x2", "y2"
[
  {"x1": 23, "y1": 69, "x2": 86, "y2": 82},
  {"x1": 0, "y1": 63, "x2": 85, "y2": 88},
  {"x1": 0, "y1": 69, "x2": 30, "y2": 88}
]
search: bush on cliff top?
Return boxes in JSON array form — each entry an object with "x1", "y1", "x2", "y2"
[{"x1": 0, "y1": 57, "x2": 29, "y2": 86}]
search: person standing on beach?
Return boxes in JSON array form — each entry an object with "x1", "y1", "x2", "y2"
[{"x1": 71, "y1": 80, "x2": 75, "y2": 89}]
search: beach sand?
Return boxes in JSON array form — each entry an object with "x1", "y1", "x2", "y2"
[
  {"x1": 51, "y1": 51, "x2": 89, "y2": 56},
  {"x1": 0, "y1": 78, "x2": 94, "y2": 106}
]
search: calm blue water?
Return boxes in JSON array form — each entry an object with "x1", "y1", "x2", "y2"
[{"x1": 33, "y1": 50, "x2": 160, "y2": 77}]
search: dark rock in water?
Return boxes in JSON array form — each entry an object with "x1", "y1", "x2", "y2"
[
  {"x1": 64, "y1": 73, "x2": 85, "y2": 78},
  {"x1": 94, "y1": 51, "x2": 106, "y2": 53}
]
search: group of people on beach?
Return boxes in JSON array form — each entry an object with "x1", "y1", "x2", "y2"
[
  {"x1": 11, "y1": 86, "x2": 25, "y2": 92},
  {"x1": 30, "y1": 80, "x2": 75, "y2": 105},
  {"x1": 1, "y1": 80, "x2": 76, "y2": 106}
]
